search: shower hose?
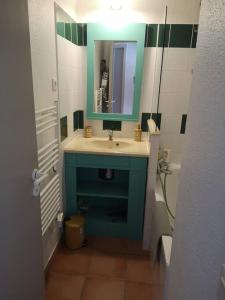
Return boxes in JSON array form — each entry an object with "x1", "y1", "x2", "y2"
[{"x1": 157, "y1": 162, "x2": 175, "y2": 220}]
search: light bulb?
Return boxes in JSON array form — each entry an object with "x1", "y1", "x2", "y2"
[{"x1": 108, "y1": 0, "x2": 123, "y2": 11}]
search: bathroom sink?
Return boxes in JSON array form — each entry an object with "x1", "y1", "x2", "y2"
[
  {"x1": 64, "y1": 136, "x2": 150, "y2": 157},
  {"x1": 90, "y1": 139, "x2": 130, "y2": 150}
]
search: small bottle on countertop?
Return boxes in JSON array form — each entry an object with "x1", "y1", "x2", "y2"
[
  {"x1": 134, "y1": 123, "x2": 142, "y2": 142},
  {"x1": 84, "y1": 126, "x2": 93, "y2": 138}
]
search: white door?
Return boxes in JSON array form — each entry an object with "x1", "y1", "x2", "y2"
[{"x1": 0, "y1": 1, "x2": 44, "y2": 299}]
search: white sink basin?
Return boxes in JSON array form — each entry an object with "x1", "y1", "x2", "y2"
[
  {"x1": 90, "y1": 139, "x2": 131, "y2": 150},
  {"x1": 64, "y1": 136, "x2": 150, "y2": 157}
]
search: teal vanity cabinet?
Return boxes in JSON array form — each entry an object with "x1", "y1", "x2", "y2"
[{"x1": 65, "y1": 153, "x2": 148, "y2": 240}]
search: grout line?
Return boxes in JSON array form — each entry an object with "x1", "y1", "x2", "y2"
[
  {"x1": 125, "y1": 255, "x2": 129, "y2": 283},
  {"x1": 146, "y1": 24, "x2": 149, "y2": 47},
  {"x1": 82, "y1": 23, "x2": 84, "y2": 46},
  {"x1": 80, "y1": 276, "x2": 88, "y2": 300},
  {"x1": 156, "y1": 24, "x2": 159, "y2": 48},
  {"x1": 76, "y1": 22, "x2": 78, "y2": 46},
  {"x1": 168, "y1": 24, "x2": 172, "y2": 48},
  {"x1": 124, "y1": 280, "x2": 127, "y2": 300}
]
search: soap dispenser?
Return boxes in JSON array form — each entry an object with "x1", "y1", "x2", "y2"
[{"x1": 134, "y1": 123, "x2": 142, "y2": 142}]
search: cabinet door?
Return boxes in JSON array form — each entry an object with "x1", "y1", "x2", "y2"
[{"x1": 127, "y1": 169, "x2": 147, "y2": 239}]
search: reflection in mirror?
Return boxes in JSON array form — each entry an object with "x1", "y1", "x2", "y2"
[
  {"x1": 55, "y1": 4, "x2": 74, "y2": 121},
  {"x1": 94, "y1": 41, "x2": 137, "y2": 114}
]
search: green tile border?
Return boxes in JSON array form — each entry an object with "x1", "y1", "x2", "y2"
[
  {"x1": 144, "y1": 24, "x2": 158, "y2": 47},
  {"x1": 73, "y1": 110, "x2": 84, "y2": 131},
  {"x1": 170, "y1": 24, "x2": 193, "y2": 48},
  {"x1": 158, "y1": 24, "x2": 170, "y2": 47},
  {"x1": 83, "y1": 24, "x2": 87, "y2": 46},
  {"x1": 56, "y1": 21, "x2": 87, "y2": 46},
  {"x1": 144, "y1": 25, "x2": 149, "y2": 47},
  {"x1": 191, "y1": 24, "x2": 198, "y2": 48},
  {"x1": 56, "y1": 22, "x2": 65, "y2": 38},
  {"x1": 77, "y1": 23, "x2": 84, "y2": 46},
  {"x1": 71, "y1": 23, "x2": 77, "y2": 44},
  {"x1": 58, "y1": 21, "x2": 198, "y2": 49},
  {"x1": 60, "y1": 116, "x2": 68, "y2": 141},
  {"x1": 180, "y1": 114, "x2": 187, "y2": 134},
  {"x1": 65, "y1": 23, "x2": 72, "y2": 41},
  {"x1": 145, "y1": 23, "x2": 198, "y2": 48},
  {"x1": 141, "y1": 113, "x2": 161, "y2": 132},
  {"x1": 103, "y1": 120, "x2": 122, "y2": 131},
  {"x1": 141, "y1": 113, "x2": 151, "y2": 132}
]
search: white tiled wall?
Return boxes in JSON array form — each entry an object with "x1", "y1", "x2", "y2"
[
  {"x1": 158, "y1": 48, "x2": 196, "y2": 164},
  {"x1": 57, "y1": 36, "x2": 85, "y2": 142},
  {"x1": 165, "y1": 0, "x2": 201, "y2": 24},
  {"x1": 141, "y1": 47, "x2": 158, "y2": 113}
]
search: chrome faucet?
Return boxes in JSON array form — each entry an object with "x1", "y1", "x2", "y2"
[{"x1": 108, "y1": 130, "x2": 113, "y2": 141}]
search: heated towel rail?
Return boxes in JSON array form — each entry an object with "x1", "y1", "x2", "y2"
[{"x1": 33, "y1": 105, "x2": 61, "y2": 235}]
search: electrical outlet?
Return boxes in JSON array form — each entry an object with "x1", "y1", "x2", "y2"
[{"x1": 163, "y1": 148, "x2": 171, "y2": 162}]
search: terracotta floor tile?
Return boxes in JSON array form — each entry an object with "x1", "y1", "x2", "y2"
[
  {"x1": 82, "y1": 277, "x2": 125, "y2": 300},
  {"x1": 125, "y1": 282, "x2": 163, "y2": 300},
  {"x1": 126, "y1": 257, "x2": 160, "y2": 284},
  {"x1": 58, "y1": 243, "x2": 95, "y2": 256},
  {"x1": 89, "y1": 254, "x2": 126, "y2": 278},
  {"x1": 87, "y1": 236, "x2": 128, "y2": 254},
  {"x1": 49, "y1": 251, "x2": 91, "y2": 275},
  {"x1": 45, "y1": 272, "x2": 85, "y2": 300},
  {"x1": 124, "y1": 239, "x2": 150, "y2": 256}
]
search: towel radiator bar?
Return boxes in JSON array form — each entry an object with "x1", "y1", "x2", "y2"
[{"x1": 33, "y1": 104, "x2": 61, "y2": 235}]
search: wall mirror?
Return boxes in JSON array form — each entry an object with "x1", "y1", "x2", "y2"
[
  {"x1": 87, "y1": 23, "x2": 145, "y2": 121},
  {"x1": 94, "y1": 41, "x2": 137, "y2": 114}
]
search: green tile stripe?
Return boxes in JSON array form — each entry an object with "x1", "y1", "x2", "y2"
[
  {"x1": 144, "y1": 25, "x2": 148, "y2": 47},
  {"x1": 103, "y1": 120, "x2": 122, "y2": 131},
  {"x1": 141, "y1": 113, "x2": 161, "y2": 132},
  {"x1": 170, "y1": 24, "x2": 193, "y2": 48},
  {"x1": 73, "y1": 110, "x2": 84, "y2": 131},
  {"x1": 77, "y1": 23, "x2": 84, "y2": 46},
  {"x1": 158, "y1": 24, "x2": 170, "y2": 47},
  {"x1": 71, "y1": 23, "x2": 77, "y2": 44},
  {"x1": 145, "y1": 23, "x2": 198, "y2": 48},
  {"x1": 145, "y1": 24, "x2": 158, "y2": 47},
  {"x1": 56, "y1": 22, "x2": 87, "y2": 46},
  {"x1": 180, "y1": 114, "x2": 187, "y2": 134},
  {"x1": 83, "y1": 24, "x2": 87, "y2": 46},
  {"x1": 60, "y1": 116, "x2": 68, "y2": 141},
  {"x1": 57, "y1": 21, "x2": 198, "y2": 48},
  {"x1": 56, "y1": 22, "x2": 65, "y2": 38},
  {"x1": 65, "y1": 23, "x2": 72, "y2": 41},
  {"x1": 191, "y1": 24, "x2": 198, "y2": 48}
]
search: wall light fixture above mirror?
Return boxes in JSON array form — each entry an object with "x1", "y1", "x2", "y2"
[{"x1": 87, "y1": 23, "x2": 145, "y2": 121}]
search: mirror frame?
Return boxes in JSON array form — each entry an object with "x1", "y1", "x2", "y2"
[{"x1": 86, "y1": 23, "x2": 146, "y2": 121}]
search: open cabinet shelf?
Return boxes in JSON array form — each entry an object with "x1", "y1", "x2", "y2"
[
  {"x1": 85, "y1": 206, "x2": 127, "y2": 224},
  {"x1": 77, "y1": 180, "x2": 129, "y2": 199},
  {"x1": 84, "y1": 206, "x2": 128, "y2": 238}
]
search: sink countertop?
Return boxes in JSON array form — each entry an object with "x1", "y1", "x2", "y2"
[{"x1": 64, "y1": 136, "x2": 150, "y2": 157}]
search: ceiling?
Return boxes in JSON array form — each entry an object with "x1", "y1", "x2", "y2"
[{"x1": 74, "y1": 0, "x2": 200, "y2": 24}]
